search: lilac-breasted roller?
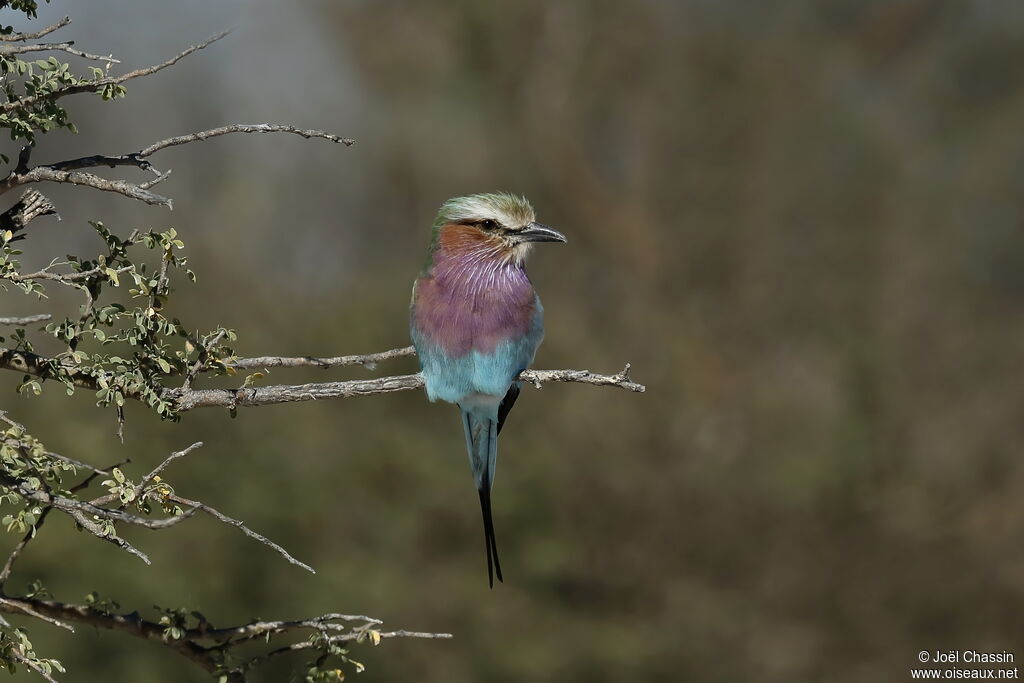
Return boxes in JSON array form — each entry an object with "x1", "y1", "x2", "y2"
[{"x1": 410, "y1": 193, "x2": 566, "y2": 587}]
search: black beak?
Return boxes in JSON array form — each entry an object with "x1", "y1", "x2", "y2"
[{"x1": 518, "y1": 222, "x2": 567, "y2": 243}]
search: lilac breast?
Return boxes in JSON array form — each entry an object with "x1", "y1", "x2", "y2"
[{"x1": 413, "y1": 248, "x2": 537, "y2": 358}]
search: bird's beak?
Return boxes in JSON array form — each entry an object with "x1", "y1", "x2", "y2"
[{"x1": 518, "y1": 222, "x2": 567, "y2": 243}]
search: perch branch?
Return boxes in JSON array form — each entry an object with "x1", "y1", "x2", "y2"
[
  {"x1": 0, "y1": 344, "x2": 645, "y2": 413},
  {"x1": 173, "y1": 360, "x2": 645, "y2": 411}
]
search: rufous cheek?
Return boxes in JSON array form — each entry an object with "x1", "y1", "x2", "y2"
[{"x1": 438, "y1": 223, "x2": 512, "y2": 257}]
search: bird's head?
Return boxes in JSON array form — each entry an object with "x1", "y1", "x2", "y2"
[{"x1": 430, "y1": 192, "x2": 566, "y2": 265}]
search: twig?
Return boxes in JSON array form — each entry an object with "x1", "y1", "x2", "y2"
[
  {"x1": 138, "y1": 169, "x2": 171, "y2": 190},
  {"x1": 0, "y1": 17, "x2": 71, "y2": 42},
  {"x1": 0, "y1": 473, "x2": 152, "y2": 562},
  {"x1": 137, "y1": 124, "x2": 355, "y2": 156},
  {"x1": 0, "y1": 314, "x2": 50, "y2": 326},
  {"x1": 0, "y1": 508, "x2": 51, "y2": 588},
  {"x1": 168, "y1": 494, "x2": 314, "y2": 574},
  {"x1": 520, "y1": 363, "x2": 646, "y2": 393},
  {"x1": 183, "y1": 329, "x2": 226, "y2": 391},
  {"x1": 139, "y1": 442, "x2": 203, "y2": 488},
  {"x1": 42, "y1": 449, "x2": 110, "y2": 475}
]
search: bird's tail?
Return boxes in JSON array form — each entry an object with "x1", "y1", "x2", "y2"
[{"x1": 461, "y1": 406, "x2": 502, "y2": 588}]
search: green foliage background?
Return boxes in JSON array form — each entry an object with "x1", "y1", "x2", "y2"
[{"x1": 3, "y1": 0, "x2": 1024, "y2": 681}]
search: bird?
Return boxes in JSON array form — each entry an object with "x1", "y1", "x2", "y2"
[{"x1": 409, "y1": 192, "x2": 566, "y2": 587}]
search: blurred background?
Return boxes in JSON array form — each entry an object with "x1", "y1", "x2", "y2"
[{"x1": 3, "y1": 0, "x2": 1024, "y2": 680}]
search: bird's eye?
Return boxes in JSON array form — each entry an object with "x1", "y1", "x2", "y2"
[{"x1": 480, "y1": 219, "x2": 497, "y2": 229}]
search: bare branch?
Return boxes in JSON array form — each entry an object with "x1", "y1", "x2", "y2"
[
  {"x1": 520, "y1": 363, "x2": 646, "y2": 393},
  {"x1": 140, "y1": 442, "x2": 203, "y2": 488},
  {"x1": 138, "y1": 169, "x2": 171, "y2": 190},
  {"x1": 168, "y1": 494, "x2": 315, "y2": 574},
  {"x1": 137, "y1": 124, "x2": 355, "y2": 156},
  {"x1": 63, "y1": 506, "x2": 151, "y2": 564},
  {"x1": 0, "y1": 314, "x2": 50, "y2": 326},
  {"x1": 0, "y1": 17, "x2": 71, "y2": 42},
  {"x1": 183, "y1": 329, "x2": 226, "y2": 391}
]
